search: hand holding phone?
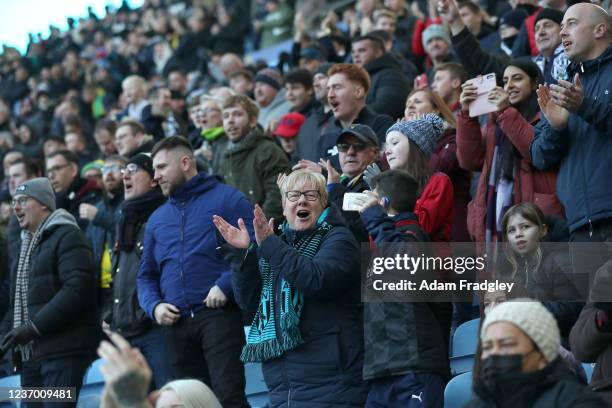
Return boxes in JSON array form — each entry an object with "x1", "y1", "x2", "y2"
[{"x1": 464, "y1": 73, "x2": 497, "y2": 118}]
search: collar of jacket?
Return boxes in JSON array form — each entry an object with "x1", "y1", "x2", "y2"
[
  {"x1": 296, "y1": 98, "x2": 320, "y2": 116},
  {"x1": 333, "y1": 106, "x2": 376, "y2": 129},
  {"x1": 226, "y1": 129, "x2": 265, "y2": 155},
  {"x1": 364, "y1": 52, "x2": 402, "y2": 73},
  {"x1": 568, "y1": 45, "x2": 612, "y2": 76},
  {"x1": 169, "y1": 172, "x2": 219, "y2": 203}
]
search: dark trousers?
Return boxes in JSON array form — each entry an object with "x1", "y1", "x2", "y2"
[
  {"x1": 366, "y1": 372, "x2": 445, "y2": 408},
  {"x1": 129, "y1": 326, "x2": 173, "y2": 388},
  {"x1": 569, "y1": 218, "x2": 612, "y2": 299},
  {"x1": 164, "y1": 303, "x2": 248, "y2": 408},
  {"x1": 20, "y1": 356, "x2": 91, "y2": 408}
]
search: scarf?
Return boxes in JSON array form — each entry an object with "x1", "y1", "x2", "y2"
[
  {"x1": 117, "y1": 189, "x2": 167, "y2": 251},
  {"x1": 241, "y1": 209, "x2": 332, "y2": 363},
  {"x1": 14, "y1": 215, "x2": 52, "y2": 361},
  {"x1": 201, "y1": 127, "x2": 225, "y2": 142}
]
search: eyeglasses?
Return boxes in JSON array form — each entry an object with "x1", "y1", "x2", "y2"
[
  {"x1": 285, "y1": 190, "x2": 321, "y2": 202},
  {"x1": 121, "y1": 163, "x2": 141, "y2": 176},
  {"x1": 102, "y1": 164, "x2": 124, "y2": 175},
  {"x1": 336, "y1": 142, "x2": 368, "y2": 153},
  {"x1": 11, "y1": 196, "x2": 29, "y2": 209},
  {"x1": 46, "y1": 163, "x2": 70, "y2": 176}
]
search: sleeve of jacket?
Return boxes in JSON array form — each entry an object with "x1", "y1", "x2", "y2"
[
  {"x1": 570, "y1": 304, "x2": 612, "y2": 363},
  {"x1": 216, "y1": 191, "x2": 256, "y2": 299},
  {"x1": 361, "y1": 205, "x2": 415, "y2": 243},
  {"x1": 456, "y1": 110, "x2": 487, "y2": 171},
  {"x1": 372, "y1": 115, "x2": 396, "y2": 146},
  {"x1": 368, "y1": 69, "x2": 410, "y2": 119},
  {"x1": 258, "y1": 227, "x2": 360, "y2": 299},
  {"x1": 510, "y1": 24, "x2": 531, "y2": 58},
  {"x1": 576, "y1": 94, "x2": 612, "y2": 134},
  {"x1": 137, "y1": 219, "x2": 163, "y2": 319},
  {"x1": 92, "y1": 204, "x2": 118, "y2": 233},
  {"x1": 31, "y1": 227, "x2": 97, "y2": 335},
  {"x1": 415, "y1": 173, "x2": 454, "y2": 236},
  {"x1": 496, "y1": 106, "x2": 536, "y2": 162},
  {"x1": 232, "y1": 249, "x2": 263, "y2": 311},
  {"x1": 257, "y1": 142, "x2": 290, "y2": 220},
  {"x1": 529, "y1": 115, "x2": 569, "y2": 171},
  {"x1": 430, "y1": 133, "x2": 460, "y2": 176},
  {"x1": 451, "y1": 27, "x2": 509, "y2": 80}
]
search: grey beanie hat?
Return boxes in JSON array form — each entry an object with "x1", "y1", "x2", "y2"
[
  {"x1": 14, "y1": 177, "x2": 56, "y2": 211},
  {"x1": 422, "y1": 24, "x2": 451, "y2": 52},
  {"x1": 482, "y1": 299, "x2": 560, "y2": 363},
  {"x1": 386, "y1": 114, "x2": 444, "y2": 158}
]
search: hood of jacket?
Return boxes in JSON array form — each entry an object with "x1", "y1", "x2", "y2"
[
  {"x1": 169, "y1": 171, "x2": 221, "y2": 203},
  {"x1": 22, "y1": 208, "x2": 79, "y2": 241},
  {"x1": 364, "y1": 52, "x2": 402, "y2": 75}
]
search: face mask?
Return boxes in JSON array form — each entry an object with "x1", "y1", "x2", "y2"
[{"x1": 480, "y1": 354, "x2": 523, "y2": 383}]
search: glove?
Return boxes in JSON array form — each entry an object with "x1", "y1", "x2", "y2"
[
  {"x1": 363, "y1": 163, "x2": 382, "y2": 189},
  {"x1": 0, "y1": 321, "x2": 39, "y2": 352}
]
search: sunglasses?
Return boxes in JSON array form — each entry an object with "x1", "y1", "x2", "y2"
[
  {"x1": 102, "y1": 164, "x2": 124, "y2": 175},
  {"x1": 336, "y1": 142, "x2": 369, "y2": 153},
  {"x1": 121, "y1": 163, "x2": 141, "y2": 176}
]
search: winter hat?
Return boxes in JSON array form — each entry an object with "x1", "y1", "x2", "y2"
[
  {"x1": 422, "y1": 25, "x2": 451, "y2": 52},
  {"x1": 534, "y1": 8, "x2": 564, "y2": 26},
  {"x1": 275, "y1": 113, "x2": 306, "y2": 138},
  {"x1": 81, "y1": 160, "x2": 104, "y2": 178},
  {"x1": 500, "y1": 9, "x2": 529, "y2": 30},
  {"x1": 482, "y1": 299, "x2": 560, "y2": 363},
  {"x1": 254, "y1": 68, "x2": 283, "y2": 90},
  {"x1": 14, "y1": 177, "x2": 56, "y2": 211},
  {"x1": 128, "y1": 153, "x2": 154, "y2": 178},
  {"x1": 386, "y1": 114, "x2": 444, "y2": 158}
]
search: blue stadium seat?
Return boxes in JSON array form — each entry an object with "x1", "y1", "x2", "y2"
[
  {"x1": 582, "y1": 362, "x2": 595, "y2": 384},
  {"x1": 77, "y1": 359, "x2": 105, "y2": 408},
  {"x1": 450, "y1": 318, "x2": 480, "y2": 375},
  {"x1": 444, "y1": 371, "x2": 473, "y2": 408},
  {"x1": 245, "y1": 362, "x2": 269, "y2": 408},
  {"x1": 0, "y1": 375, "x2": 21, "y2": 407}
]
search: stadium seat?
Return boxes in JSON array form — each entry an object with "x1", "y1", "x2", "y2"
[
  {"x1": 444, "y1": 371, "x2": 473, "y2": 408},
  {"x1": 245, "y1": 362, "x2": 269, "y2": 408},
  {"x1": 582, "y1": 362, "x2": 595, "y2": 384},
  {"x1": 77, "y1": 359, "x2": 105, "y2": 408},
  {"x1": 0, "y1": 375, "x2": 21, "y2": 407},
  {"x1": 450, "y1": 318, "x2": 480, "y2": 375}
]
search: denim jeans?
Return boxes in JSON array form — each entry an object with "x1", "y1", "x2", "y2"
[{"x1": 129, "y1": 326, "x2": 173, "y2": 388}]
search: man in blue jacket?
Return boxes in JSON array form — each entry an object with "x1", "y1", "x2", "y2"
[
  {"x1": 137, "y1": 136, "x2": 253, "y2": 407},
  {"x1": 530, "y1": 3, "x2": 612, "y2": 295}
]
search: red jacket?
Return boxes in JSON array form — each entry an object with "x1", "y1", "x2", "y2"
[
  {"x1": 415, "y1": 172, "x2": 454, "y2": 242},
  {"x1": 456, "y1": 107, "x2": 564, "y2": 242},
  {"x1": 429, "y1": 130, "x2": 471, "y2": 242}
]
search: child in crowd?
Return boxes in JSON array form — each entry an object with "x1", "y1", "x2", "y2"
[
  {"x1": 273, "y1": 112, "x2": 305, "y2": 166},
  {"x1": 355, "y1": 169, "x2": 449, "y2": 408},
  {"x1": 500, "y1": 202, "x2": 583, "y2": 340}
]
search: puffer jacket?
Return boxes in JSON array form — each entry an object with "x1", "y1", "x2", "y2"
[
  {"x1": 9, "y1": 209, "x2": 100, "y2": 362},
  {"x1": 531, "y1": 46, "x2": 612, "y2": 233},
  {"x1": 364, "y1": 53, "x2": 412, "y2": 120},
  {"x1": 232, "y1": 206, "x2": 367, "y2": 407},
  {"x1": 457, "y1": 108, "x2": 564, "y2": 242}
]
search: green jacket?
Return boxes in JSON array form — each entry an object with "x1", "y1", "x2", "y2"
[{"x1": 222, "y1": 130, "x2": 290, "y2": 220}]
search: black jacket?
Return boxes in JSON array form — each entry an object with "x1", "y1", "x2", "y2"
[
  {"x1": 295, "y1": 104, "x2": 334, "y2": 162},
  {"x1": 55, "y1": 177, "x2": 103, "y2": 230},
  {"x1": 328, "y1": 173, "x2": 370, "y2": 243},
  {"x1": 466, "y1": 358, "x2": 606, "y2": 408},
  {"x1": 364, "y1": 53, "x2": 412, "y2": 120},
  {"x1": 9, "y1": 210, "x2": 101, "y2": 362}
]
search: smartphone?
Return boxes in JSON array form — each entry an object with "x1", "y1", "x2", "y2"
[
  {"x1": 414, "y1": 74, "x2": 428, "y2": 90},
  {"x1": 465, "y1": 73, "x2": 497, "y2": 118},
  {"x1": 342, "y1": 193, "x2": 369, "y2": 212}
]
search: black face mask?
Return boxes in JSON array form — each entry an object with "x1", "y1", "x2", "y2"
[{"x1": 480, "y1": 354, "x2": 523, "y2": 385}]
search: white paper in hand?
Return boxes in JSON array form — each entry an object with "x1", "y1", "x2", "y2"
[{"x1": 342, "y1": 192, "x2": 369, "y2": 212}]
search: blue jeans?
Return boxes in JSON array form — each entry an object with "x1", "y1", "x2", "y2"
[
  {"x1": 129, "y1": 326, "x2": 173, "y2": 388},
  {"x1": 366, "y1": 372, "x2": 445, "y2": 408}
]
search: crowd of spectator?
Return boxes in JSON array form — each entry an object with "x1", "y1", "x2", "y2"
[{"x1": 0, "y1": 0, "x2": 612, "y2": 406}]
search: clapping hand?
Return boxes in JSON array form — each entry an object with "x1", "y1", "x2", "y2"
[
  {"x1": 213, "y1": 216, "x2": 251, "y2": 249},
  {"x1": 536, "y1": 84, "x2": 570, "y2": 130},
  {"x1": 253, "y1": 205, "x2": 274, "y2": 246}
]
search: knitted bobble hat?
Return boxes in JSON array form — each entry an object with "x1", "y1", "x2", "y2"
[
  {"x1": 386, "y1": 113, "x2": 444, "y2": 158},
  {"x1": 481, "y1": 298, "x2": 560, "y2": 363}
]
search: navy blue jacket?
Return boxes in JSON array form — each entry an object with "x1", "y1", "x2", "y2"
[
  {"x1": 233, "y1": 206, "x2": 367, "y2": 407},
  {"x1": 531, "y1": 46, "x2": 612, "y2": 232},
  {"x1": 137, "y1": 172, "x2": 254, "y2": 318}
]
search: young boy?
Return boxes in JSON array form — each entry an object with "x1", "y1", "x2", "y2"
[{"x1": 356, "y1": 169, "x2": 450, "y2": 408}]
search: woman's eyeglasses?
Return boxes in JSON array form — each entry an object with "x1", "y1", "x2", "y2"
[{"x1": 284, "y1": 190, "x2": 321, "y2": 202}]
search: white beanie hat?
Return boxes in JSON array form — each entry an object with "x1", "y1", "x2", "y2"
[{"x1": 481, "y1": 298, "x2": 560, "y2": 363}]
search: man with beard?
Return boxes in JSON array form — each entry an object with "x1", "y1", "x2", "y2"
[
  {"x1": 221, "y1": 95, "x2": 290, "y2": 222},
  {"x1": 138, "y1": 136, "x2": 253, "y2": 407},
  {"x1": 104, "y1": 153, "x2": 171, "y2": 388},
  {"x1": 81, "y1": 156, "x2": 126, "y2": 316}
]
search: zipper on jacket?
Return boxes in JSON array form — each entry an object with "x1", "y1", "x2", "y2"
[
  {"x1": 287, "y1": 388, "x2": 291, "y2": 407},
  {"x1": 589, "y1": 219, "x2": 594, "y2": 238}
]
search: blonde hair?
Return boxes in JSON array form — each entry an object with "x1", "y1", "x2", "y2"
[
  {"x1": 158, "y1": 379, "x2": 222, "y2": 408},
  {"x1": 280, "y1": 170, "x2": 328, "y2": 208},
  {"x1": 406, "y1": 88, "x2": 456, "y2": 129}
]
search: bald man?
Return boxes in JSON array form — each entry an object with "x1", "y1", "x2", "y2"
[{"x1": 531, "y1": 3, "x2": 612, "y2": 295}]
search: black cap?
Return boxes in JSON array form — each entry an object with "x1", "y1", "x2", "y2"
[
  {"x1": 128, "y1": 153, "x2": 154, "y2": 178},
  {"x1": 534, "y1": 8, "x2": 564, "y2": 26},
  {"x1": 337, "y1": 124, "x2": 379, "y2": 147}
]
